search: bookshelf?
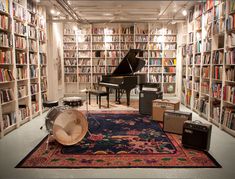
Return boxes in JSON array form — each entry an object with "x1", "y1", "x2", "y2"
[
  {"x1": 0, "y1": 0, "x2": 48, "y2": 138},
  {"x1": 63, "y1": 22, "x2": 178, "y2": 96},
  {"x1": 181, "y1": 0, "x2": 235, "y2": 137}
]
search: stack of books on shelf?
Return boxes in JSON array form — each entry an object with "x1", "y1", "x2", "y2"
[
  {"x1": 222, "y1": 107, "x2": 235, "y2": 130},
  {"x1": 2, "y1": 112, "x2": 16, "y2": 130}
]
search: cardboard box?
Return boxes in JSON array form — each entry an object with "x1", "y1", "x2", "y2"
[
  {"x1": 163, "y1": 110, "x2": 192, "y2": 134},
  {"x1": 152, "y1": 99, "x2": 180, "y2": 121}
]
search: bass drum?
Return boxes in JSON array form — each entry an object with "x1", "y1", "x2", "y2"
[{"x1": 46, "y1": 107, "x2": 88, "y2": 146}]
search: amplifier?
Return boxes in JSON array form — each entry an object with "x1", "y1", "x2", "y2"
[
  {"x1": 139, "y1": 91, "x2": 163, "y2": 115},
  {"x1": 163, "y1": 110, "x2": 192, "y2": 134},
  {"x1": 182, "y1": 121, "x2": 212, "y2": 151}
]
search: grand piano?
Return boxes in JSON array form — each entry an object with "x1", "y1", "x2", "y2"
[{"x1": 99, "y1": 49, "x2": 147, "y2": 106}]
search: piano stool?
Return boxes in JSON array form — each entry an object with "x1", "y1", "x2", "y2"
[{"x1": 88, "y1": 90, "x2": 109, "y2": 108}]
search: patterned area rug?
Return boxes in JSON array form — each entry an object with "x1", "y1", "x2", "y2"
[{"x1": 16, "y1": 112, "x2": 221, "y2": 168}]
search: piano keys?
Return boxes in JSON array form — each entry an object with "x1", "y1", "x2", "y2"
[{"x1": 99, "y1": 49, "x2": 147, "y2": 106}]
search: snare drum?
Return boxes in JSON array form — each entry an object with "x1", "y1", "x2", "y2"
[
  {"x1": 63, "y1": 97, "x2": 83, "y2": 107},
  {"x1": 45, "y1": 107, "x2": 88, "y2": 146}
]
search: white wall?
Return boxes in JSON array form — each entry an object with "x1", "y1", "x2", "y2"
[{"x1": 47, "y1": 22, "x2": 64, "y2": 101}]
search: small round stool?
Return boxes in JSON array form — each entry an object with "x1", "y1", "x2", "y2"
[
  {"x1": 63, "y1": 97, "x2": 83, "y2": 107},
  {"x1": 43, "y1": 101, "x2": 59, "y2": 108}
]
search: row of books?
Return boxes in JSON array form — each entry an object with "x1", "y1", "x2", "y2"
[
  {"x1": 223, "y1": 85, "x2": 235, "y2": 104},
  {"x1": 211, "y1": 101, "x2": 221, "y2": 123},
  {"x1": 149, "y1": 74, "x2": 162, "y2": 83},
  {"x1": 194, "y1": 67, "x2": 200, "y2": 76},
  {"x1": 212, "y1": 51, "x2": 224, "y2": 64},
  {"x1": 227, "y1": 33, "x2": 235, "y2": 47},
  {"x1": 0, "y1": 68, "x2": 14, "y2": 82},
  {"x1": 163, "y1": 75, "x2": 175, "y2": 83},
  {"x1": 212, "y1": 83, "x2": 222, "y2": 98},
  {"x1": 28, "y1": 26, "x2": 36, "y2": 39},
  {"x1": 40, "y1": 67, "x2": 46, "y2": 76},
  {"x1": 64, "y1": 59, "x2": 77, "y2": 66},
  {"x1": 0, "y1": 14, "x2": 9, "y2": 30},
  {"x1": 226, "y1": 14, "x2": 235, "y2": 31},
  {"x1": 29, "y1": 39, "x2": 37, "y2": 52},
  {"x1": 18, "y1": 105, "x2": 30, "y2": 121},
  {"x1": 199, "y1": 97, "x2": 209, "y2": 117},
  {"x1": 16, "y1": 67, "x2": 27, "y2": 80},
  {"x1": 39, "y1": 53, "x2": 46, "y2": 64},
  {"x1": 214, "y1": 2, "x2": 225, "y2": 20},
  {"x1": 0, "y1": 0, "x2": 9, "y2": 13},
  {"x1": 30, "y1": 83, "x2": 38, "y2": 94},
  {"x1": 225, "y1": 68, "x2": 235, "y2": 81},
  {"x1": 15, "y1": 51, "x2": 26, "y2": 64},
  {"x1": 0, "y1": 50, "x2": 11, "y2": 64},
  {"x1": 12, "y1": 2, "x2": 27, "y2": 21},
  {"x1": 0, "y1": 88, "x2": 14, "y2": 103},
  {"x1": 14, "y1": 21, "x2": 26, "y2": 36},
  {"x1": 195, "y1": 54, "x2": 201, "y2": 64},
  {"x1": 163, "y1": 67, "x2": 175, "y2": 73},
  {"x1": 203, "y1": 40, "x2": 212, "y2": 52},
  {"x1": 135, "y1": 36, "x2": 148, "y2": 42},
  {"x1": 2, "y1": 112, "x2": 16, "y2": 130},
  {"x1": 29, "y1": 53, "x2": 38, "y2": 64},
  {"x1": 149, "y1": 67, "x2": 161, "y2": 73},
  {"x1": 78, "y1": 75, "x2": 91, "y2": 82},
  {"x1": 212, "y1": 66, "x2": 223, "y2": 80},
  {"x1": 225, "y1": 49, "x2": 235, "y2": 64},
  {"x1": 193, "y1": 82, "x2": 200, "y2": 91},
  {"x1": 29, "y1": 66, "x2": 37, "y2": 78},
  {"x1": 39, "y1": 30, "x2": 46, "y2": 42},
  {"x1": 149, "y1": 58, "x2": 161, "y2": 65},
  {"x1": 201, "y1": 81, "x2": 210, "y2": 94},
  {"x1": 221, "y1": 107, "x2": 235, "y2": 130},
  {"x1": 18, "y1": 85, "x2": 27, "y2": 98},
  {"x1": 15, "y1": 36, "x2": 26, "y2": 49},
  {"x1": 202, "y1": 67, "x2": 210, "y2": 78},
  {"x1": 0, "y1": 32, "x2": 11, "y2": 47},
  {"x1": 64, "y1": 67, "x2": 76, "y2": 73},
  {"x1": 31, "y1": 102, "x2": 39, "y2": 114},
  {"x1": 41, "y1": 80, "x2": 47, "y2": 91},
  {"x1": 213, "y1": 19, "x2": 225, "y2": 35},
  {"x1": 65, "y1": 75, "x2": 77, "y2": 82},
  {"x1": 203, "y1": 54, "x2": 211, "y2": 64}
]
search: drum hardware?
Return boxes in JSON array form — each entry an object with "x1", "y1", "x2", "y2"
[
  {"x1": 81, "y1": 88, "x2": 100, "y2": 129},
  {"x1": 42, "y1": 106, "x2": 88, "y2": 150}
]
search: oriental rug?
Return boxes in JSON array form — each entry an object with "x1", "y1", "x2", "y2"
[{"x1": 16, "y1": 111, "x2": 221, "y2": 168}]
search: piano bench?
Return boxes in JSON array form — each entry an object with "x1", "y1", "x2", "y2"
[{"x1": 88, "y1": 90, "x2": 109, "y2": 109}]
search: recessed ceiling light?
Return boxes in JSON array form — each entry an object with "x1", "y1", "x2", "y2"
[
  {"x1": 67, "y1": 1, "x2": 71, "y2": 5},
  {"x1": 50, "y1": 9, "x2": 55, "y2": 15},
  {"x1": 56, "y1": 11, "x2": 60, "y2": 15},
  {"x1": 182, "y1": 9, "x2": 187, "y2": 16}
]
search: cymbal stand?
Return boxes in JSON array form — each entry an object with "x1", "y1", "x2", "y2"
[{"x1": 84, "y1": 89, "x2": 100, "y2": 135}]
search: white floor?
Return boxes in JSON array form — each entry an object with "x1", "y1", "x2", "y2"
[{"x1": 0, "y1": 101, "x2": 235, "y2": 179}]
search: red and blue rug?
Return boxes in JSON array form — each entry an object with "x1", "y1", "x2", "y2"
[{"x1": 16, "y1": 111, "x2": 221, "y2": 168}]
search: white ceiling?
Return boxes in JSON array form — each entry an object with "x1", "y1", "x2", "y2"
[{"x1": 39, "y1": 0, "x2": 196, "y2": 23}]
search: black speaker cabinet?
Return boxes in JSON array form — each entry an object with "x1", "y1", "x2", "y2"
[
  {"x1": 182, "y1": 121, "x2": 212, "y2": 151},
  {"x1": 139, "y1": 91, "x2": 163, "y2": 115}
]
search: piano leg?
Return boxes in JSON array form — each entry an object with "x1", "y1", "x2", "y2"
[
  {"x1": 126, "y1": 90, "x2": 131, "y2": 106},
  {"x1": 115, "y1": 89, "x2": 121, "y2": 104}
]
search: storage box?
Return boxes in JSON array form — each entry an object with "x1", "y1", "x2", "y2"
[
  {"x1": 163, "y1": 110, "x2": 192, "y2": 134},
  {"x1": 152, "y1": 99, "x2": 180, "y2": 121}
]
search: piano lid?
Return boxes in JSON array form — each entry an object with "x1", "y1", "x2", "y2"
[{"x1": 112, "y1": 49, "x2": 146, "y2": 76}]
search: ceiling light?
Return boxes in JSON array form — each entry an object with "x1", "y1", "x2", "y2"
[
  {"x1": 56, "y1": 11, "x2": 61, "y2": 15},
  {"x1": 182, "y1": 9, "x2": 187, "y2": 16},
  {"x1": 50, "y1": 9, "x2": 55, "y2": 15},
  {"x1": 67, "y1": 0, "x2": 71, "y2": 5}
]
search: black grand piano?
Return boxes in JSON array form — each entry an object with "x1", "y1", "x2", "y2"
[{"x1": 99, "y1": 49, "x2": 147, "y2": 106}]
